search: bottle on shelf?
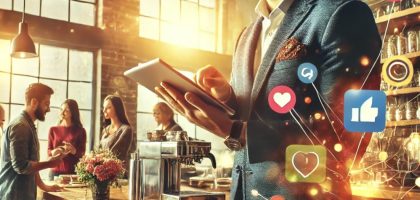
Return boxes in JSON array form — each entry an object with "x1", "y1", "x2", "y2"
[
  {"x1": 416, "y1": 96, "x2": 420, "y2": 119},
  {"x1": 407, "y1": 27, "x2": 418, "y2": 53},
  {"x1": 387, "y1": 34, "x2": 398, "y2": 57},
  {"x1": 397, "y1": 31, "x2": 407, "y2": 55},
  {"x1": 405, "y1": 100, "x2": 416, "y2": 120}
]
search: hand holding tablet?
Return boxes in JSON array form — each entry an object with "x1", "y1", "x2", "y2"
[{"x1": 124, "y1": 58, "x2": 235, "y2": 116}]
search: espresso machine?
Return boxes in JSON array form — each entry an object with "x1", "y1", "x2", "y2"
[{"x1": 129, "y1": 137, "x2": 225, "y2": 200}]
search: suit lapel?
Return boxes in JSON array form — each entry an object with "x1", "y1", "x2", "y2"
[
  {"x1": 232, "y1": 17, "x2": 262, "y2": 120},
  {"x1": 249, "y1": 0, "x2": 316, "y2": 112}
]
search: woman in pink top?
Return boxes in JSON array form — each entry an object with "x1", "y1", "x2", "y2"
[{"x1": 48, "y1": 99, "x2": 86, "y2": 180}]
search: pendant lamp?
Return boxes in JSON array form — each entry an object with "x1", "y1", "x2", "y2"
[{"x1": 10, "y1": 0, "x2": 37, "y2": 58}]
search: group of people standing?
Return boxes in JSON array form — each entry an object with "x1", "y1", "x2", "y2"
[
  {"x1": 0, "y1": 83, "x2": 136, "y2": 200},
  {"x1": 48, "y1": 93, "x2": 138, "y2": 180},
  {"x1": 0, "y1": 82, "x2": 182, "y2": 200}
]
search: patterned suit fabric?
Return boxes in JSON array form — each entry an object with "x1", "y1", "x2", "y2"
[{"x1": 228, "y1": 0, "x2": 381, "y2": 199}]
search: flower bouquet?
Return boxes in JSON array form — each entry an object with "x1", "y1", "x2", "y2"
[{"x1": 75, "y1": 148, "x2": 125, "y2": 200}]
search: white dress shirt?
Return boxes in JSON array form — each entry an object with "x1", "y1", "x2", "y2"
[{"x1": 253, "y1": 0, "x2": 295, "y2": 76}]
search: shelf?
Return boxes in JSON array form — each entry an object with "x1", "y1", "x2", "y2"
[
  {"x1": 381, "y1": 51, "x2": 420, "y2": 63},
  {"x1": 375, "y1": 6, "x2": 420, "y2": 24},
  {"x1": 375, "y1": 6, "x2": 420, "y2": 34},
  {"x1": 384, "y1": 87, "x2": 420, "y2": 96},
  {"x1": 365, "y1": 0, "x2": 386, "y2": 8},
  {"x1": 386, "y1": 119, "x2": 420, "y2": 127}
]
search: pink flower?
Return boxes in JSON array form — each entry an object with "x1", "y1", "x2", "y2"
[
  {"x1": 76, "y1": 148, "x2": 125, "y2": 185},
  {"x1": 86, "y1": 163, "x2": 94, "y2": 173}
]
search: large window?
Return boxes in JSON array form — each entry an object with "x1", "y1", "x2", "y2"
[
  {"x1": 139, "y1": 0, "x2": 217, "y2": 52},
  {"x1": 0, "y1": 0, "x2": 96, "y2": 26},
  {"x1": 0, "y1": 39, "x2": 95, "y2": 178}
]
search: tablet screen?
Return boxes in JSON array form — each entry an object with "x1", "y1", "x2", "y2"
[{"x1": 124, "y1": 58, "x2": 235, "y2": 116}]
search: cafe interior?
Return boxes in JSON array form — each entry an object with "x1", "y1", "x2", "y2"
[{"x1": 0, "y1": 0, "x2": 419, "y2": 199}]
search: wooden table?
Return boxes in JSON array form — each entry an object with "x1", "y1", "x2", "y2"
[
  {"x1": 39, "y1": 186, "x2": 128, "y2": 200},
  {"x1": 39, "y1": 184, "x2": 229, "y2": 200}
]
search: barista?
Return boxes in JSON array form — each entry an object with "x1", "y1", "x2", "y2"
[{"x1": 153, "y1": 102, "x2": 182, "y2": 132}]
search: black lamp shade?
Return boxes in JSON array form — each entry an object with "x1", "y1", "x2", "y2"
[{"x1": 10, "y1": 22, "x2": 37, "y2": 58}]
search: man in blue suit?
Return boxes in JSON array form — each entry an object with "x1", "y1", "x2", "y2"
[{"x1": 157, "y1": 0, "x2": 381, "y2": 199}]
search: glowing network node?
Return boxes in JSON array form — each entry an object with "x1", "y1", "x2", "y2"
[
  {"x1": 309, "y1": 188, "x2": 319, "y2": 196},
  {"x1": 334, "y1": 143, "x2": 343, "y2": 152},
  {"x1": 379, "y1": 151, "x2": 388, "y2": 162},
  {"x1": 251, "y1": 189, "x2": 259, "y2": 197}
]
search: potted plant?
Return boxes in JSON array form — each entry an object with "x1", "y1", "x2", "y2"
[{"x1": 75, "y1": 148, "x2": 125, "y2": 200}]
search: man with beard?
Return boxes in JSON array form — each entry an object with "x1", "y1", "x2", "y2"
[{"x1": 0, "y1": 83, "x2": 64, "y2": 200}]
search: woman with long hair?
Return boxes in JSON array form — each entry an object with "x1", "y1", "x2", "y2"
[
  {"x1": 153, "y1": 102, "x2": 182, "y2": 132},
  {"x1": 100, "y1": 95, "x2": 134, "y2": 171},
  {"x1": 48, "y1": 99, "x2": 86, "y2": 179}
]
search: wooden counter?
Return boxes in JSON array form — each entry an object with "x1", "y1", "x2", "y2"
[
  {"x1": 39, "y1": 184, "x2": 229, "y2": 200},
  {"x1": 39, "y1": 186, "x2": 128, "y2": 200}
]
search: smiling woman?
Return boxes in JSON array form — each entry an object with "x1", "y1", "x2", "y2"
[
  {"x1": 100, "y1": 95, "x2": 135, "y2": 175},
  {"x1": 47, "y1": 99, "x2": 86, "y2": 180}
]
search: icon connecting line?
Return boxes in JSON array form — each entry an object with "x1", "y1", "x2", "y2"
[
  {"x1": 346, "y1": 132, "x2": 366, "y2": 179},
  {"x1": 360, "y1": 1, "x2": 394, "y2": 90},
  {"x1": 351, "y1": 3, "x2": 395, "y2": 190},
  {"x1": 291, "y1": 108, "x2": 339, "y2": 162},
  {"x1": 289, "y1": 110, "x2": 314, "y2": 145},
  {"x1": 311, "y1": 83, "x2": 342, "y2": 141}
]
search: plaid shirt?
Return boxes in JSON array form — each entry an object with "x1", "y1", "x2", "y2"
[{"x1": 0, "y1": 111, "x2": 39, "y2": 200}]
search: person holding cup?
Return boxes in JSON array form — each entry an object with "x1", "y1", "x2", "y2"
[{"x1": 48, "y1": 99, "x2": 86, "y2": 180}]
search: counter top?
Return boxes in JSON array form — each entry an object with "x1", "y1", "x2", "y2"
[
  {"x1": 351, "y1": 184, "x2": 420, "y2": 200},
  {"x1": 39, "y1": 184, "x2": 229, "y2": 200},
  {"x1": 41, "y1": 183, "x2": 420, "y2": 200},
  {"x1": 39, "y1": 186, "x2": 128, "y2": 200}
]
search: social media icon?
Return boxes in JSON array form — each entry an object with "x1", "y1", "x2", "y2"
[
  {"x1": 344, "y1": 90, "x2": 386, "y2": 132},
  {"x1": 297, "y1": 63, "x2": 318, "y2": 84},
  {"x1": 285, "y1": 145, "x2": 326, "y2": 183},
  {"x1": 268, "y1": 86, "x2": 296, "y2": 114},
  {"x1": 382, "y1": 55, "x2": 413, "y2": 87}
]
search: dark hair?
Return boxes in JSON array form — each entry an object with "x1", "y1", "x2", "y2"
[
  {"x1": 25, "y1": 83, "x2": 54, "y2": 104},
  {"x1": 103, "y1": 95, "x2": 130, "y2": 127},
  {"x1": 60, "y1": 99, "x2": 83, "y2": 129}
]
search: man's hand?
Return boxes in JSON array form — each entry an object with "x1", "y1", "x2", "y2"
[
  {"x1": 51, "y1": 148, "x2": 63, "y2": 157},
  {"x1": 48, "y1": 153, "x2": 65, "y2": 167},
  {"x1": 194, "y1": 65, "x2": 232, "y2": 102},
  {"x1": 42, "y1": 184, "x2": 63, "y2": 192},
  {"x1": 155, "y1": 82, "x2": 233, "y2": 138},
  {"x1": 36, "y1": 172, "x2": 63, "y2": 192}
]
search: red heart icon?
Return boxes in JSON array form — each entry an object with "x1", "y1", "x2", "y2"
[{"x1": 291, "y1": 151, "x2": 319, "y2": 178}]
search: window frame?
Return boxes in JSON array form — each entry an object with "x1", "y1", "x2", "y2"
[
  {"x1": 138, "y1": 0, "x2": 218, "y2": 52},
  {"x1": 0, "y1": 38, "x2": 98, "y2": 156}
]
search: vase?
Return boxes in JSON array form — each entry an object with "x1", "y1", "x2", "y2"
[{"x1": 91, "y1": 180, "x2": 110, "y2": 200}]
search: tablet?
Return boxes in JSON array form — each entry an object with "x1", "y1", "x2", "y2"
[{"x1": 124, "y1": 58, "x2": 235, "y2": 116}]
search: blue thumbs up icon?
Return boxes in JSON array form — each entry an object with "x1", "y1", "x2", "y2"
[{"x1": 344, "y1": 90, "x2": 386, "y2": 132}]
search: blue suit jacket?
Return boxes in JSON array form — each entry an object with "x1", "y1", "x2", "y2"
[{"x1": 228, "y1": 0, "x2": 381, "y2": 199}]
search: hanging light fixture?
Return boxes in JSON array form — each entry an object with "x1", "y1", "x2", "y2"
[{"x1": 10, "y1": 0, "x2": 37, "y2": 58}]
